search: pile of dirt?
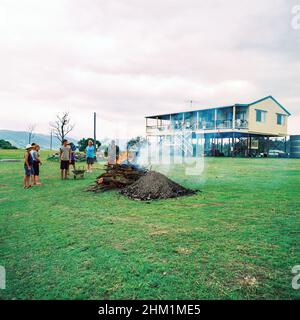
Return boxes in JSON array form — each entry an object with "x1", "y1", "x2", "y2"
[{"x1": 119, "y1": 171, "x2": 196, "y2": 201}]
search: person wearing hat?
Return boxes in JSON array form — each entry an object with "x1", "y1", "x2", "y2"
[
  {"x1": 24, "y1": 144, "x2": 34, "y2": 188},
  {"x1": 31, "y1": 144, "x2": 42, "y2": 185}
]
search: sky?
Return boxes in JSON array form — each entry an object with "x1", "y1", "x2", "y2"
[{"x1": 0, "y1": 0, "x2": 299, "y2": 140}]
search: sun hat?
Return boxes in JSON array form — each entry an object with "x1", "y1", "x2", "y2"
[{"x1": 25, "y1": 144, "x2": 32, "y2": 149}]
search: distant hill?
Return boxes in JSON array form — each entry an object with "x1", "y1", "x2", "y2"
[{"x1": 0, "y1": 130, "x2": 77, "y2": 150}]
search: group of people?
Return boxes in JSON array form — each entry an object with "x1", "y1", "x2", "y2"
[
  {"x1": 23, "y1": 143, "x2": 42, "y2": 188},
  {"x1": 59, "y1": 139, "x2": 95, "y2": 179},
  {"x1": 23, "y1": 139, "x2": 97, "y2": 187},
  {"x1": 23, "y1": 139, "x2": 122, "y2": 187}
]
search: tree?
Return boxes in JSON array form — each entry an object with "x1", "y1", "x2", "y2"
[
  {"x1": 127, "y1": 136, "x2": 147, "y2": 151},
  {"x1": 50, "y1": 112, "x2": 75, "y2": 144},
  {"x1": 27, "y1": 123, "x2": 36, "y2": 144},
  {"x1": 0, "y1": 139, "x2": 17, "y2": 149},
  {"x1": 78, "y1": 138, "x2": 101, "y2": 152}
]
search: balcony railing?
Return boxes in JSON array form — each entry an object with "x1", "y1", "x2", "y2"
[
  {"x1": 147, "y1": 119, "x2": 248, "y2": 133},
  {"x1": 198, "y1": 121, "x2": 215, "y2": 130},
  {"x1": 235, "y1": 119, "x2": 248, "y2": 129},
  {"x1": 216, "y1": 120, "x2": 233, "y2": 129}
]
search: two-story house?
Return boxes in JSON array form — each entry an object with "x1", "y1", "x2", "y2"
[{"x1": 145, "y1": 96, "x2": 290, "y2": 157}]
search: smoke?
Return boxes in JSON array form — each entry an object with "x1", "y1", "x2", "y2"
[{"x1": 136, "y1": 131, "x2": 206, "y2": 179}]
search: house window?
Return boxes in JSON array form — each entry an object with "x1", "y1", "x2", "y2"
[
  {"x1": 256, "y1": 109, "x2": 267, "y2": 123},
  {"x1": 277, "y1": 114, "x2": 285, "y2": 125}
]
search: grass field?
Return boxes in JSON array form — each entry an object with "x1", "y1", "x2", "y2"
[{"x1": 0, "y1": 149, "x2": 299, "y2": 300}]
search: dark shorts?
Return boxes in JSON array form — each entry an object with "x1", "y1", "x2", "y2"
[
  {"x1": 24, "y1": 165, "x2": 34, "y2": 177},
  {"x1": 33, "y1": 161, "x2": 39, "y2": 176},
  {"x1": 60, "y1": 160, "x2": 70, "y2": 170},
  {"x1": 70, "y1": 159, "x2": 75, "y2": 165},
  {"x1": 86, "y1": 157, "x2": 94, "y2": 165}
]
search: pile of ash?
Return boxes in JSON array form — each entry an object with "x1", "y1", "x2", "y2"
[
  {"x1": 86, "y1": 164, "x2": 197, "y2": 201},
  {"x1": 119, "y1": 171, "x2": 196, "y2": 201}
]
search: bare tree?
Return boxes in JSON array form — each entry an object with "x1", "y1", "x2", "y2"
[
  {"x1": 50, "y1": 112, "x2": 75, "y2": 143},
  {"x1": 27, "y1": 124, "x2": 36, "y2": 144}
]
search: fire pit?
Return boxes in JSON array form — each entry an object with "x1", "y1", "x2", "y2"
[
  {"x1": 86, "y1": 164, "x2": 147, "y2": 192},
  {"x1": 86, "y1": 164, "x2": 197, "y2": 200}
]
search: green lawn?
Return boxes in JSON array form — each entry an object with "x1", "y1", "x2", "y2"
[{"x1": 0, "y1": 149, "x2": 299, "y2": 299}]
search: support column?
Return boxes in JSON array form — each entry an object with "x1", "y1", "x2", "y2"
[
  {"x1": 221, "y1": 138, "x2": 223, "y2": 153},
  {"x1": 181, "y1": 134, "x2": 184, "y2": 163},
  {"x1": 284, "y1": 136, "x2": 287, "y2": 153},
  {"x1": 170, "y1": 135, "x2": 174, "y2": 164},
  {"x1": 147, "y1": 136, "x2": 151, "y2": 164},
  {"x1": 233, "y1": 105, "x2": 236, "y2": 129},
  {"x1": 214, "y1": 109, "x2": 217, "y2": 130},
  {"x1": 192, "y1": 132, "x2": 197, "y2": 157},
  {"x1": 232, "y1": 133, "x2": 235, "y2": 157},
  {"x1": 159, "y1": 136, "x2": 163, "y2": 163}
]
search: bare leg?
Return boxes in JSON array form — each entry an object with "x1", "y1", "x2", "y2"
[
  {"x1": 61, "y1": 170, "x2": 64, "y2": 179},
  {"x1": 24, "y1": 175, "x2": 31, "y2": 188},
  {"x1": 35, "y1": 176, "x2": 42, "y2": 185},
  {"x1": 28, "y1": 176, "x2": 32, "y2": 187}
]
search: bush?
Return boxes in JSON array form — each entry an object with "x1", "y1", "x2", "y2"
[
  {"x1": 0, "y1": 139, "x2": 18, "y2": 149},
  {"x1": 78, "y1": 138, "x2": 101, "y2": 152}
]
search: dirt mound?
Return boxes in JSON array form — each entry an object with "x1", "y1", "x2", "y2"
[{"x1": 120, "y1": 171, "x2": 196, "y2": 200}]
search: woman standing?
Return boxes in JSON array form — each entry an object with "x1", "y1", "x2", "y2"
[
  {"x1": 23, "y1": 144, "x2": 34, "y2": 188},
  {"x1": 31, "y1": 144, "x2": 42, "y2": 185},
  {"x1": 85, "y1": 140, "x2": 95, "y2": 173}
]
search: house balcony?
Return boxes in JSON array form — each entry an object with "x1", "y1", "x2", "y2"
[
  {"x1": 146, "y1": 119, "x2": 248, "y2": 135},
  {"x1": 146, "y1": 106, "x2": 249, "y2": 135}
]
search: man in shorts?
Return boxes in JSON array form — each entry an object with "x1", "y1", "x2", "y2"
[{"x1": 59, "y1": 139, "x2": 71, "y2": 179}]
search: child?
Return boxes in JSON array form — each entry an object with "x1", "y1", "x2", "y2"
[
  {"x1": 59, "y1": 139, "x2": 71, "y2": 179},
  {"x1": 85, "y1": 140, "x2": 95, "y2": 173},
  {"x1": 31, "y1": 144, "x2": 42, "y2": 185},
  {"x1": 68, "y1": 142, "x2": 76, "y2": 173},
  {"x1": 24, "y1": 144, "x2": 34, "y2": 188}
]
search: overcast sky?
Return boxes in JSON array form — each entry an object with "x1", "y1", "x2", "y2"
[{"x1": 0, "y1": 0, "x2": 299, "y2": 140}]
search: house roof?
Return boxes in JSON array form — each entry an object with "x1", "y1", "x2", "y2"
[
  {"x1": 248, "y1": 96, "x2": 291, "y2": 115},
  {"x1": 145, "y1": 95, "x2": 291, "y2": 119}
]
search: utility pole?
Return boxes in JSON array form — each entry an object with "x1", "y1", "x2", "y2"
[{"x1": 94, "y1": 112, "x2": 97, "y2": 150}]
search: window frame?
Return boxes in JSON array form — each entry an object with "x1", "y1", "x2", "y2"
[
  {"x1": 255, "y1": 109, "x2": 267, "y2": 123},
  {"x1": 277, "y1": 113, "x2": 286, "y2": 126}
]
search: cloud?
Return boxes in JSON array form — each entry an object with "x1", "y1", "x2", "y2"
[{"x1": 0, "y1": 0, "x2": 299, "y2": 139}]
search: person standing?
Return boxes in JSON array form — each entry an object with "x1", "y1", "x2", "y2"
[
  {"x1": 85, "y1": 140, "x2": 95, "y2": 173},
  {"x1": 31, "y1": 144, "x2": 42, "y2": 185},
  {"x1": 59, "y1": 139, "x2": 71, "y2": 179},
  {"x1": 24, "y1": 144, "x2": 34, "y2": 188},
  {"x1": 68, "y1": 142, "x2": 76, "y2": 174},
  {"x1": 107, "y1": 140, "x2": 119, "y2": 165}
]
